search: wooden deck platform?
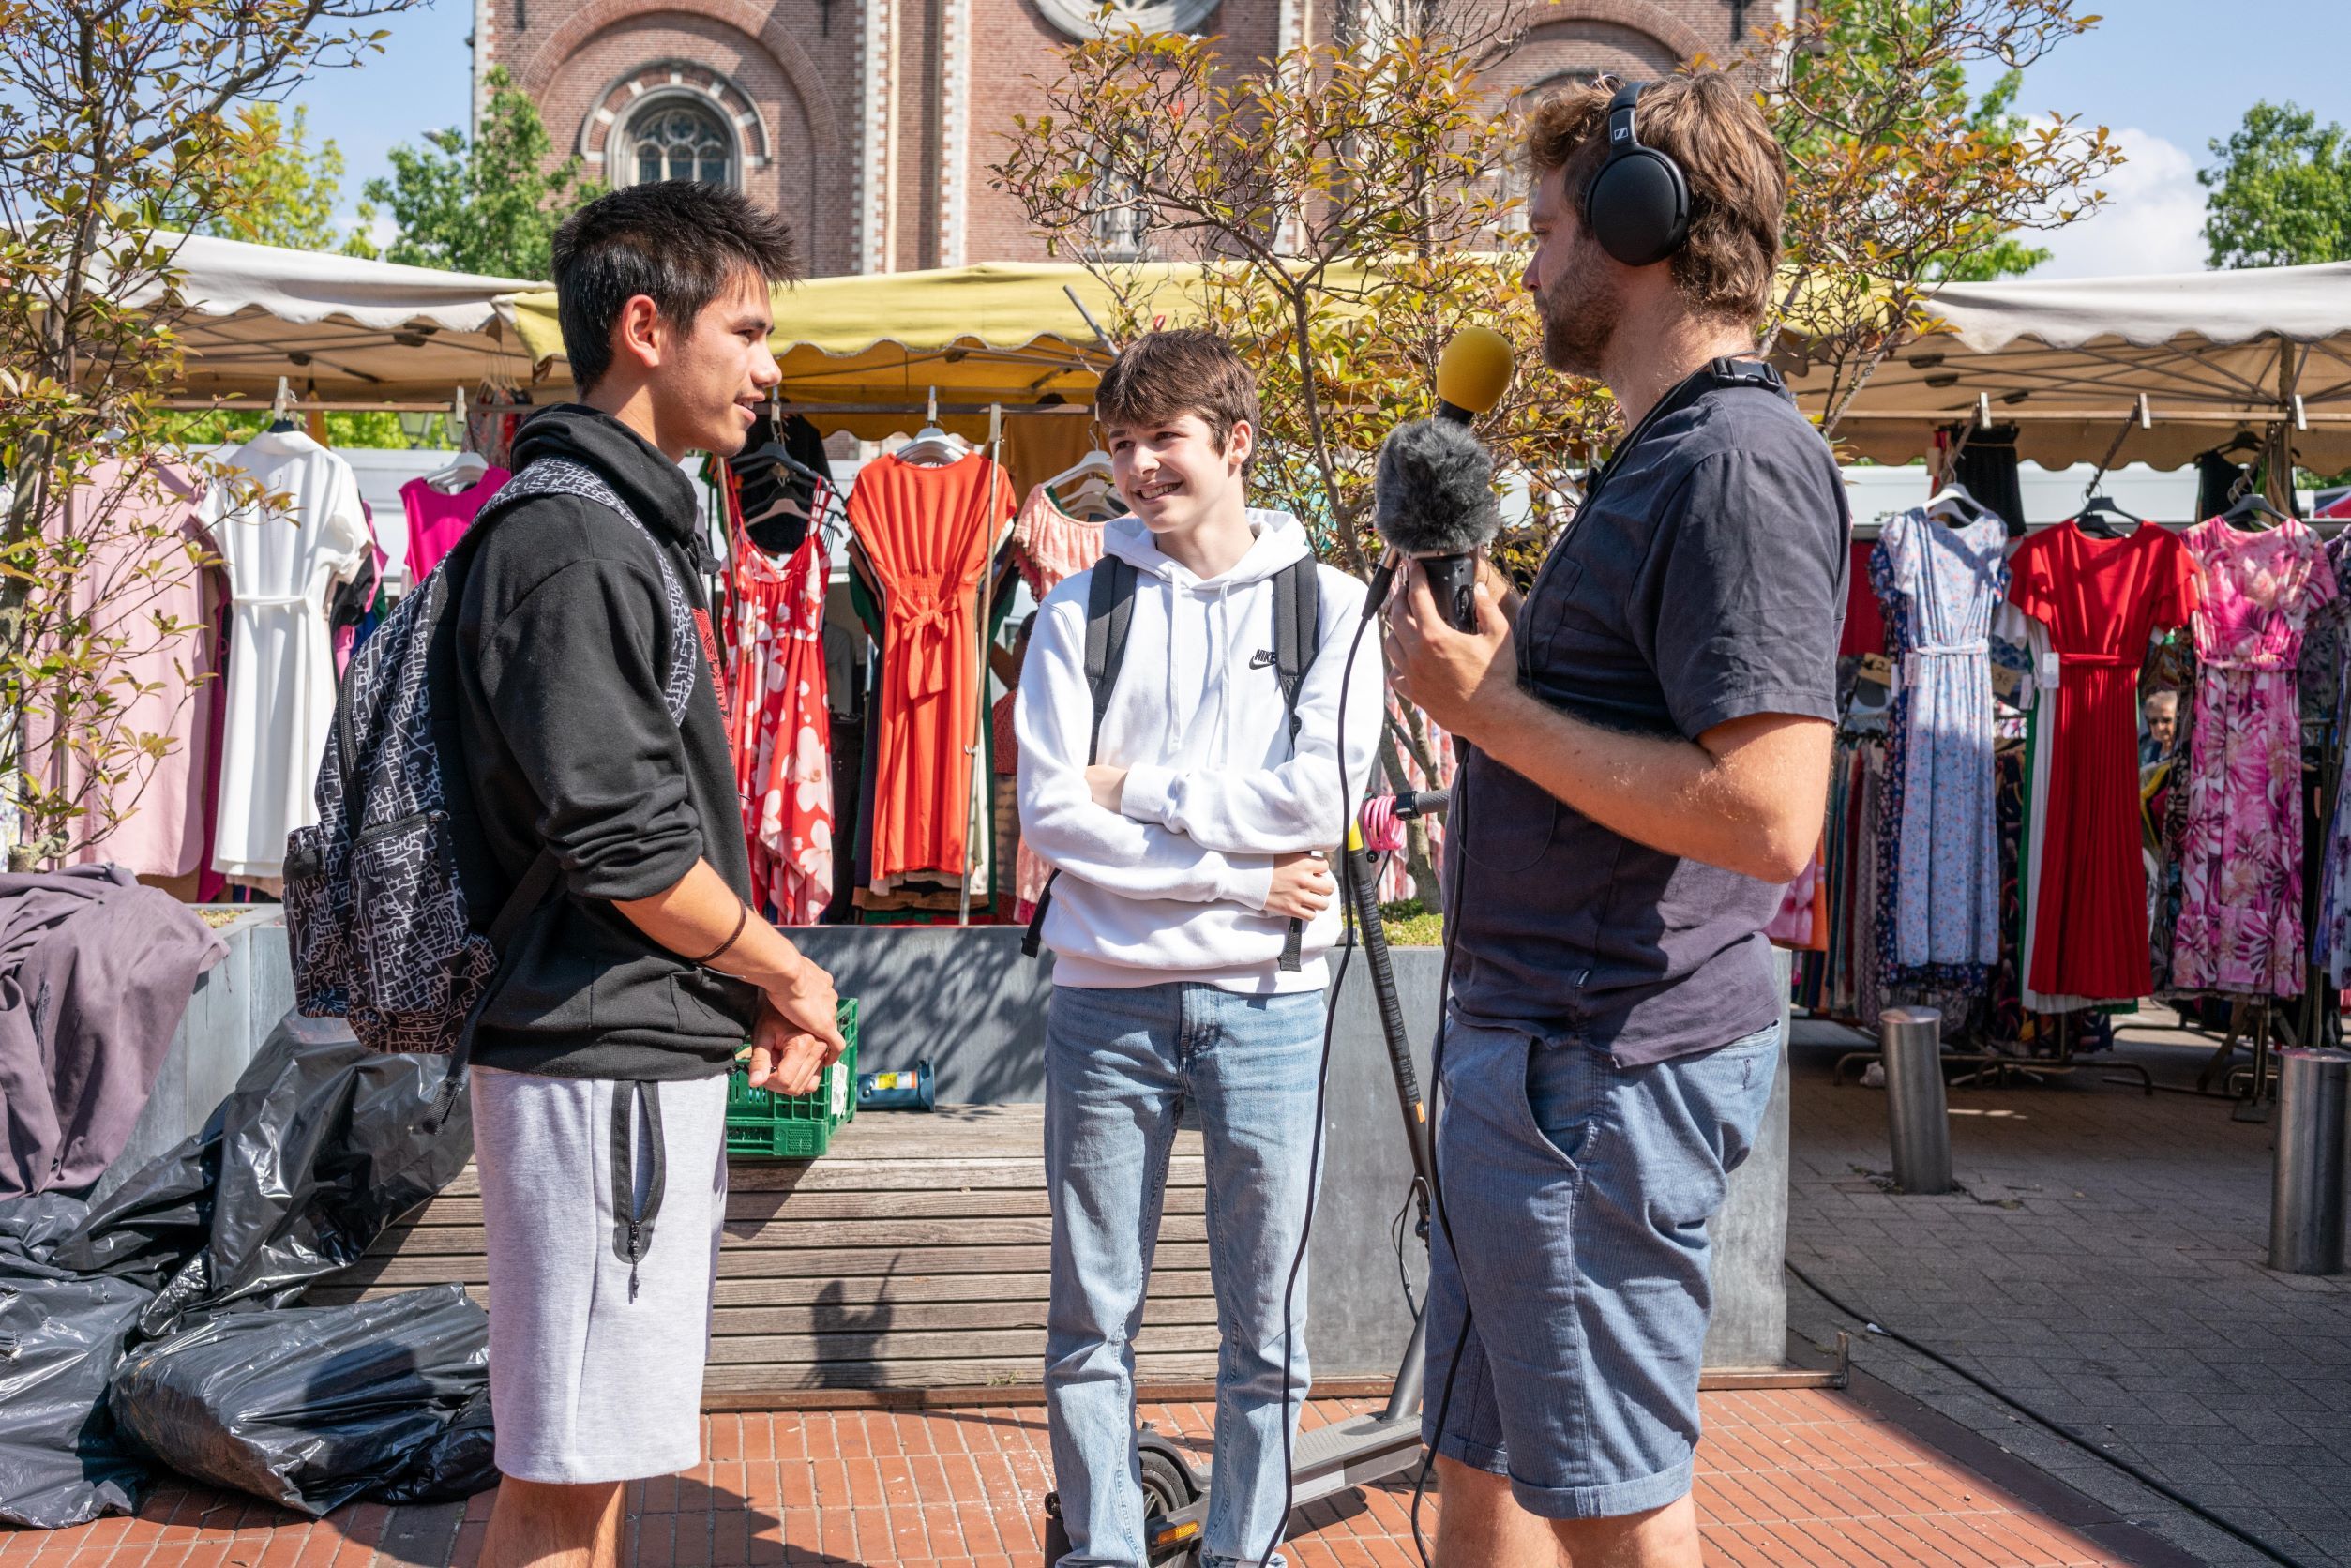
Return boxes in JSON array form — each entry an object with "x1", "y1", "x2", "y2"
[{"x1": 310, "y1": 1105, "x2": 1220, "y2": 1401}]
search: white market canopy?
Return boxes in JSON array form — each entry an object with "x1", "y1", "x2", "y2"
[
  {"x1": 137, "y1": 232, "x2": 544, "y2": 404},
  {"x1": 1788, "y1": 261, "x2": 2351, "y2": 471}
]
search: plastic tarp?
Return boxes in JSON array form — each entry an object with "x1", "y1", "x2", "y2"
[
  {"x1": 118, "y1": 231, "x2": 544, "y2": 401},
  {"x1": 54, "y1": 1012, "x2": 474, "y2": 1338},
  {"x1": 108, "y1": 1284, "x2": 491, "y2": 1518},
  {"x1": 0, "y1": 1012, "x2": 481, "y2": 1527},
  {"x1": 1784, "y1": 261, "x2": 2351, "y2": 471}
]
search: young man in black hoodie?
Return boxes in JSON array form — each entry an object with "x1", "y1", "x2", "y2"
[{"x1": 454, "y1": 182, "x2": 845, "y2": 1568}]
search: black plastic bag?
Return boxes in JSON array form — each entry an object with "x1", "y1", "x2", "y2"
[
  {"x1": 108, "y1": 1284, "x2": 490, "y2": 1517},
  {"x1": 0, "y1": 1265, "x2": 154, "y2": 1528},
  {"x1": 56, "y1": 1012, "x2": 474, "y2": 1337},
  {"x1": 373, "y1": 1386, "x2": 497, "y2": 1506},
  {"x1": 0, "y1": 1194, "x2": 92, "y2": 1266}
]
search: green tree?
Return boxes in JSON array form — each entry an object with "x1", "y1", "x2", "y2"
[
  {"x1": 996, "y1": 12, "x2": 1616, "y2": 900},
  {"x1": 2202, "y1": 100, "x2": 2351, "y2": 268},
  {"x1": 1757, "y1": 0, "x2": 2119, "y2": 432},
  {"x1": 1, "y1": 0, "x2": 422, "y2": 866},
  {"x1": 195, "y1": 103, "x2": 376, "y2": 255},
  {"x1": 363, "y1": 66, "x2": 599, "y2": 279}
]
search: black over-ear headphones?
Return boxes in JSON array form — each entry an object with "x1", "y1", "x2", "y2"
[{"x1": 1581, "y1": 82, "x2": 1691, "y2": 267}]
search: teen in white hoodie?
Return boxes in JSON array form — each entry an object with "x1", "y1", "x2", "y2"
[{"x1": 1016, "y1": 331, "x2": 1379, "y2": 1568}]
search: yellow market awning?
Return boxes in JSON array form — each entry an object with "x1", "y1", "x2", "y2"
[
  {"x1": 506, "y1": 262, "x2": 1231, "y2": 438},
  {"x1": 503, "y1": 257, "x2": 1492, "y2": 440}
]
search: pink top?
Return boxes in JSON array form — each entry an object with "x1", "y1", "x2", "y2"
[
  {"x1": 399, "y1": 467, "x2": 510, "y2": 580},
  {"x1": 1010, "y1": 485, "x2": 1107, "y2": 598}
]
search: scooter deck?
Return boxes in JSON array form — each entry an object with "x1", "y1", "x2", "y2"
[{"x1": 1286, "y1": 1410, "x2": 1425, "y2": 1508}]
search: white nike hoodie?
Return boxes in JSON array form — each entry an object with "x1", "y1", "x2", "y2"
[{"x1": 1016, "y1": 508, "x2": 1381, "y2": 992}]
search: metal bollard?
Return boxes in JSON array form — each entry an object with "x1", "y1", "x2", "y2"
[
  {"x1": 1880, "y1": 1007, "x2": 1952, "y2": 1196},
  {"x1": 2269, "y1": 1048, "x2": 2351, "y2": 1275}
]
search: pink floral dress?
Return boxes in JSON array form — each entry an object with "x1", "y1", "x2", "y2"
[{"x1": 2172, "y1": 517, "x2": 2337, "y2": 996}]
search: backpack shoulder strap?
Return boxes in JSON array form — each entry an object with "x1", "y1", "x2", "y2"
[
  {"x1": 1272, "y1": 557, "x2": 1321, "y2": 749},
  {"x1": 1023, "y1": 558, "x2": 1141, "y2": 960},
  {"x1": 1270, "y1": 557, "x2": 1323, "y2": 972},
  {"x1": 1083, "y1": 556, "x2": 1139, "y2": 764},
  {"x1": 489, "y1": 459, "x2": 700, "y2": 727}
]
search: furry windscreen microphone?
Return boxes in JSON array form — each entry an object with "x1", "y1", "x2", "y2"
[{"x1": 1370, "y1": 417, "x2": 1501, "y2": 632}]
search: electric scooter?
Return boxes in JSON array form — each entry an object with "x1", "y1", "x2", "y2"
[{"x1": 1042, "y1": 791, "x2": 1451, "y2": 1565}]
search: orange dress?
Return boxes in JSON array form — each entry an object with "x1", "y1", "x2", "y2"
[
  {"x1": 2007, "y1": 522, "x2": 2199, "y2": 1000},
  {"x1": 846, "y1": 450, "x2": 1017, "y2": 882}
]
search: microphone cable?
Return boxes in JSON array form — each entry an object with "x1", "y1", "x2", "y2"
[{"x1": 1254, "y1": 603, "x2": 1379, "y2": 1568}]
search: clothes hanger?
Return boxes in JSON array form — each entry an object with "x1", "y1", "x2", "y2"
[
  {"x1": 737, "y1": 393, "x2": 832, "y2": 490},
  {"x1": 1922, "y1": 480, "x2": 1991, "y2": 527},
  {"x1": 897, "y1": 387, "x2": 966, "y2": 467},
  {"x1": 2222, "y1": 490, "x2": 2289, "y2": 532},
  {"x1": 2072, "y1": 493, "x2": 2145, "y2": 539},
  {"x1": 1043, "y1": 448, "x2": 1113, "y2": 494},
  {"x1": 423, "y1": 449, "x2": 491, "y2": 493},
  {"x1": 266, "y1": 377, "x2": 298, "y2": 434}
]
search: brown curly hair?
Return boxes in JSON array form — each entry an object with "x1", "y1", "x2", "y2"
[{"x1": 1523, "y1": 70, "x2": 1786, "y2": 327}]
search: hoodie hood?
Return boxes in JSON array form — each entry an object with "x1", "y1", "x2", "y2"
[
  {"x1": 512, "y1": 404, "x2": 701, "y2": 553},
  {"x1": 1103, "y1": 508, "x2": 1312, "y2": 586}
]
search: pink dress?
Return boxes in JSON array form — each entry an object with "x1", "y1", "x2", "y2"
[
  {"x1": 33, "y1": 460, "x2": 223, "y2": 880},
  {"x1": 399, "y1": 467, "x2": 509, "y2": 581},
  {"x1": 2172, "y1": 517, "x2": 2337, "y2": 996}
]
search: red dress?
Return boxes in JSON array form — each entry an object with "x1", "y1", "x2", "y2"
[
  {"x1": 2007, "y1": 522, "x2": 2199, "y2": 999},
  {"x1": 722, "y1": 467, "x2": 835, "y2": 925},
  {"x1": 846, "y1": 450, "x2": 1017, "y2": 882}
]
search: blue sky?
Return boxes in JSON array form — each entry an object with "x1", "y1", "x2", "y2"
[{"x1": 290, "y1": 0, "x2": 2350, "y2": 273}]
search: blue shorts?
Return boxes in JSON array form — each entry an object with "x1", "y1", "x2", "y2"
[{"x1": 1420, "y1": 1019, "x2": 1782, "y2": 1519}]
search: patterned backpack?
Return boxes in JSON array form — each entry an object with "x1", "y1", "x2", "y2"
[{"x1": 284, "y1": 458, "x2": 699, "y2": 1057}]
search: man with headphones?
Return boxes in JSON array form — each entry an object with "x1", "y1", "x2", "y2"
[{"x1": 1385, "y1": 72, "x2": 1847, "y2": 1567}]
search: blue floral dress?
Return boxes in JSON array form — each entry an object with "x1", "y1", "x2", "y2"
[{"x1": 1873, "y1": 505, "x2": 2010, "y2": 976}]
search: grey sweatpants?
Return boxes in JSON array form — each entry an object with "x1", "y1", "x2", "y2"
[{"x1": 473, "y1": 1064, "x2": 730, "y2": 1484}]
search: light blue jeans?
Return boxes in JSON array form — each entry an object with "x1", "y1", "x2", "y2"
[{"x1": 1044, "y1": 982, "x2": 1326, "y2": 1568}]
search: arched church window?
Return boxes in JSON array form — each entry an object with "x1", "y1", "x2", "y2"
[{"x1": 626, "y1": 98, "x2": 734, "y2": 186}]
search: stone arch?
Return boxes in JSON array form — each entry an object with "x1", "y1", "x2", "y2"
[
  {"x1": 1536, "y1": 0, "x2": 1711, "y2": 65},
  {"x1": 580, "y1": 59, "x2": 771, "y2": 181},
  {"x1": 517, "y1": 0, "x2": 844, "y2": 168}
]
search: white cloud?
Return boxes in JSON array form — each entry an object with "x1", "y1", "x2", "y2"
[{"x1": 2027, "y1": 127, "x2": 2210, "y2": 279}]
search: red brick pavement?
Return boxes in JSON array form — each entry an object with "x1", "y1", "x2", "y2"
[{"x1": 1, "y1": 1393, "x2": 2133, "y2": 1568}]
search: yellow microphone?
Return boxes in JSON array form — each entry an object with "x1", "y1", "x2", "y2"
[
  {"x1": 1364, "y1": 327, "x2": 1516, "y2": 629},
  {"x1": 1433, "y1": 325, "x2": 1515, "y2": 425}
]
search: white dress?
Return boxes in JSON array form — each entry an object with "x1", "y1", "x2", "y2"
[{"x1": 203, "y1": 430, "x2": 370, "y2": 881}]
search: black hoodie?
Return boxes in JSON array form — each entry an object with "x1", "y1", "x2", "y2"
[{"x1": 451, "y1": 404, "x2": 758, "y2": 1080}]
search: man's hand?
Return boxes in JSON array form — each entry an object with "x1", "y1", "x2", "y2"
[
  {"x1": 746, "y1": 1001, "x2": 838, "y2": 1095},
  {"x1": 1084, "y1": 763, "x2": 1129, "y2": 813},
  {"x1": 1385, "y1": 561, "x2": 1524, "y2": 746},
  {"x1": 762, "y1": 956, "x2": 845, "y2": 1060},
  {"x1": 1265, "y1": 851, "x2": 1334, "y2": 922}
]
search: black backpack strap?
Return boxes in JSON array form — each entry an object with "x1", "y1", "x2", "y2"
[
  {"x1": 433, "y1": 846, "x2": 564, "y2": 1113},
  {"x1": 1023, "y1": 560, "x2": 1139, "y2": 959},
  {"x1": 1270, "y1": 558, "x2": 1322, "y2": 972}
]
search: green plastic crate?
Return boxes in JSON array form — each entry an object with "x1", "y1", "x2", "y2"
[{"x1": 724, "y1": 1000, "x2": 859, "y2": 1159}]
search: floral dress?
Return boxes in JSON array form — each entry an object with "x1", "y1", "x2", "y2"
[
  {"x1": 2172, "y1": 517, "x2": 2336, "y2": 996},
  {"x1": 725, "y1": 474, "x2": 836, "y2": 926},
  {"x1": 1872, "y1": 505, "x2": 2010, "y2": 977},
  {"x1": 2309, "y1": 535, "x2": 2351, "y2": 984}
]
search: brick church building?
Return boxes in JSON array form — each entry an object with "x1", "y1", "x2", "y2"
[{"x1": 474, "y1": 0, "x2": 1796, "y2": 279}]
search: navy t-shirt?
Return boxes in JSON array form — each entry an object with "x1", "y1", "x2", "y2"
[{"x1": 1445, "y1": 368, "x2": 1849, "y2": 1065}]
